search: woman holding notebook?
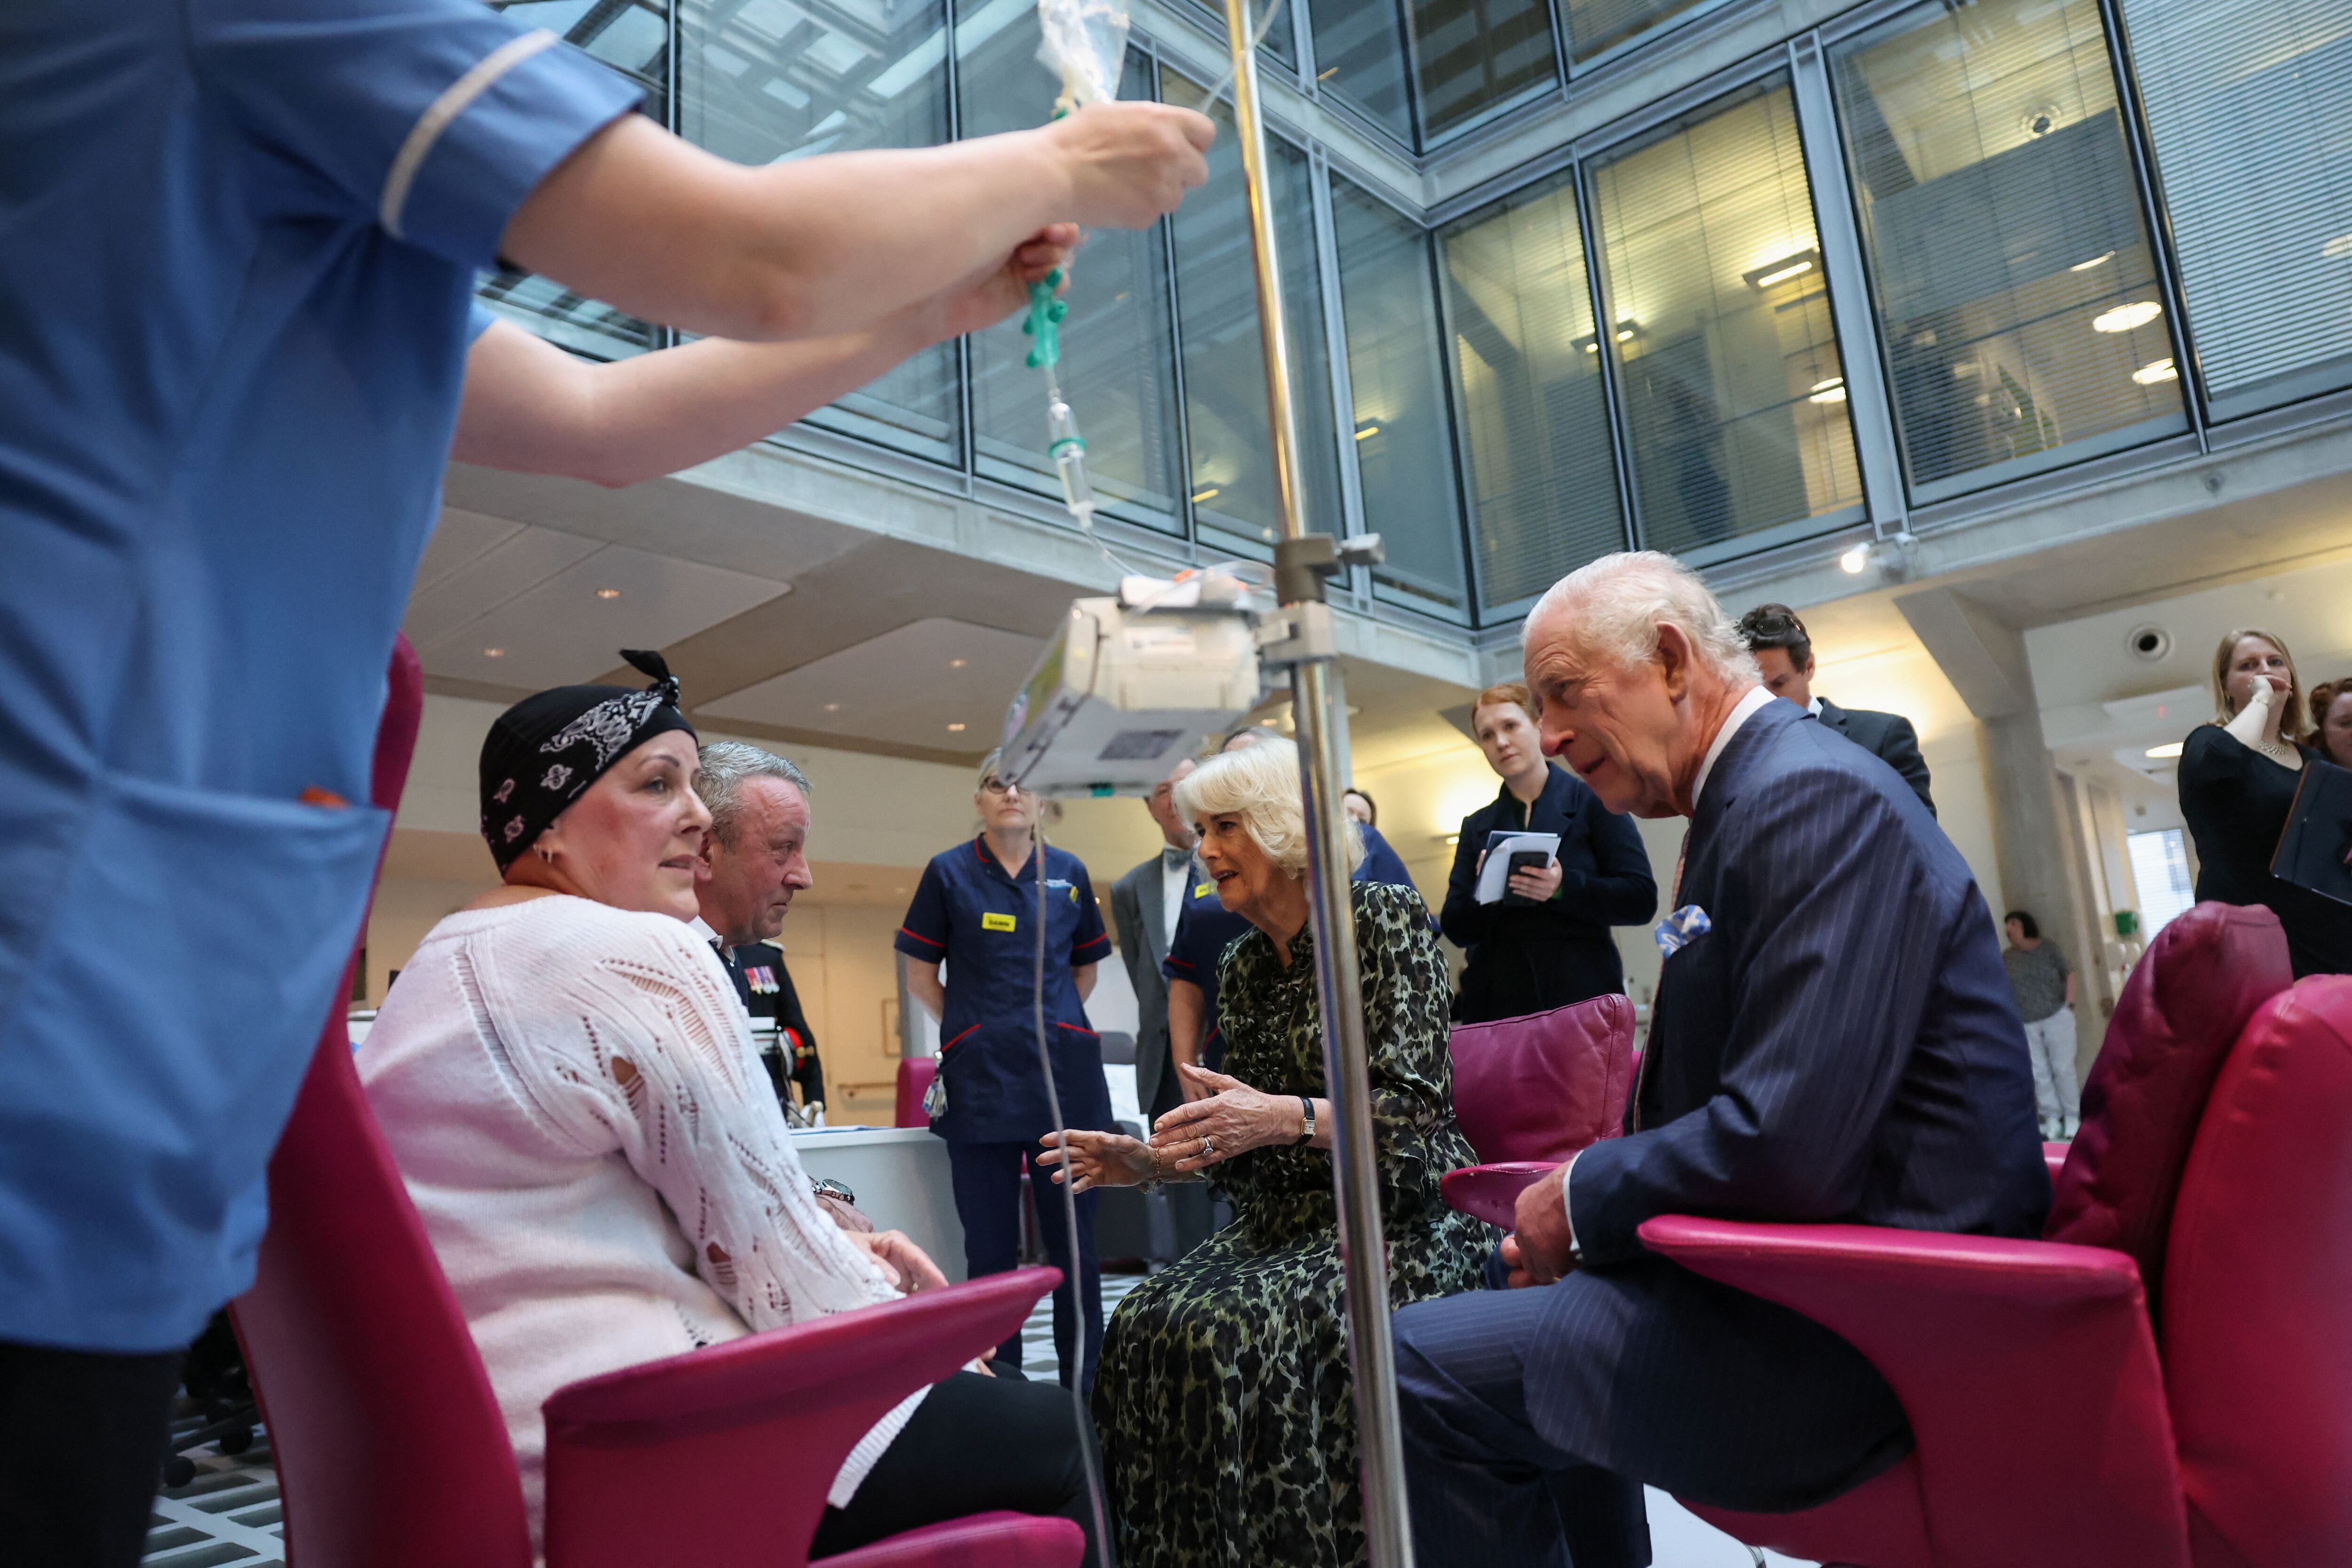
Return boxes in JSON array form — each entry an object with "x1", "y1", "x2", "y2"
[{"x1": 1439, "y1": 683, "x2": 1658, "y2": 1023}]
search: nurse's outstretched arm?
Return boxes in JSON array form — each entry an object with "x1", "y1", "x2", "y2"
[
  {"x1": 452, "y1": 225, "x2": 1070, "y2": 486},
  {"x1": 499, "y1": 107, "x2": 1212, "y2": 345}
]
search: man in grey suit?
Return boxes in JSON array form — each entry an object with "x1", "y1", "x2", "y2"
[
  {"x1": 1392, "y1": 554, "x2": 2047, "y2": 1568},
  {"x1": 1739, "y1": 602, "x2": 1936, "y2": 815},
  {"x1": 1109, "y1": 758, "x2": 1198, "y2": 1125}
]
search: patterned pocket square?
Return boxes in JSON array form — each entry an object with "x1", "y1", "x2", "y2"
[{"x1": 1654, "y1": 904, "x2": 1711, "y2": 957}]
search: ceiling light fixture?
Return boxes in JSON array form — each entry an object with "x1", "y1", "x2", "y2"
[
  {"x1": 1839, "y1": 544, "x2": 1871, "y2": 575},
  {"x1": 2069, "y1": 251, "x2": 2116, "y2": 272},
  {"x1": 946, "y1": 722, "x2": 967, "y2": 732},
  {"x1": 2132, "y1": 357, "x2": 2178, "y2": 385},
  {"x1": 2321, "y1": 233, "x2": 2352, "y2": 260},
  {"x1": 1190, "y1": 487, "x2": 1221, "y2": 504},
  {"x1": 948, "y1": 657, "x2": 968, "y2": 669},
  {"x1": 1744, "y1": 249, "x2": 1821, "y2": 291},
  {"x1": 822, "y1": 702, "x2": 841, "y2": 713},
  {"x1": 2145, "y1": 741, "x2": 2184, "y2": 760},
  {"x1": 1808, "y1": 377, "x2": 1847, "y2": 404},
  {"x1": 484, "y1": 647, "x2": 505, "y2": 657},
  {"x1": 595, "y1": 587, "x2": 622, "y2": 599},
  {"x1": 1354, "y1": 424, "x2": 1380, "y2": 441},
  {"x1": 2093, "y1": 300, "x2": 2163, "y2": 334}
]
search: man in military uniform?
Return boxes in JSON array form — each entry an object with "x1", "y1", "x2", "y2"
[{"x1": 692, "y1": 741, "x2": 826, "y2": 1112}]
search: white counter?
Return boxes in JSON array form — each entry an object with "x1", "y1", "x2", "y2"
[{"x1": 790, "y1": 1125, "x2": 967, "y2": 1282}]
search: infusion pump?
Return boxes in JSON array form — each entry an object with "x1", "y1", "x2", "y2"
[{"x1": 997, "y1": 572, "x2": 1269, "y2": 797}]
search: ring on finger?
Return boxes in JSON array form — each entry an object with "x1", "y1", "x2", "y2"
[{"x1": 1201, "y1": 1135, "x2": 1215, "y2": 1158}]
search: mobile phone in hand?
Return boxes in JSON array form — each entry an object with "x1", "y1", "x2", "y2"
[{"x1": 1501, "y1": 850, "x2": 1551, "y2": 907}]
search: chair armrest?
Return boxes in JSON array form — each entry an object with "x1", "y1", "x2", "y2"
[
  {"x1": 543, "y1": 1267, "x2": 1060, "y2": 1568},
  {"x1": 1441, "y1": 1162, "x2": 1557, "y2": 1230},
  {"x1": 1638, "y1": 1218, "x2": 2188, "y2": 1568}
]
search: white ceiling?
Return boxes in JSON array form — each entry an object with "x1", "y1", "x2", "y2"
[
  {"x1": 700, "y1": 616, "x2": 1050, "y2": 750},
  {"x1": 404, "y1": 508, "x2": 791, "y2": 692}
]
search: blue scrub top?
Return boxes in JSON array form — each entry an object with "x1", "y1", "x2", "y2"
[
  {"x1": 0, "y1": 0, "x2": 639, "y2": 1352},
  {"x1": 1161, "y1": 824, "x2": 1426, "y2": 1067},
  {"x1": 896, "y1": 839, "x2": 1115, "y2": 1145}
]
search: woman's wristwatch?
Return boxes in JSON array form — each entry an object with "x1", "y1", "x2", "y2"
[{"x1": 1295, "y1": 1096, "x2": 1317, "y2": 1146}]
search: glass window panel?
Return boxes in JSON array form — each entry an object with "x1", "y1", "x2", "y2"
[
  {"x1": 1833, "y1": 0, "x2": 2185, "y2": 499},
  {"x1": 1440, "y1": 172, "x2": 1625, "y2": 611},
  {"x1": 678, "y1": 0, "x2": 960, "y2": 459},
  {"x1": 1562, "y1": 0, "x2": 1710, "y2": 64},
  {"x1": 1175, "y1": 0, "x2": 1298, "y2": 70},
  {"x1": 1161, "y1": 66, "x2": 1343, "y2": 557},
  {"x1": 960, "y1": 26, "x2": 1183, "y2": 529},
  {"x1": 1409, "y1": 0, "x2": 1558, "y2": 142},
  {"x1": 1591, "y1": 79, "x2": 1861, "y2": 557},
  {"x1": 479, "y1": 1, "x2": 673, "y2": 359},
  {"x1": 2120, "y1": 0, "x2": 2352, "y2": 418},
  {"x1": 1332, "y1": 178, "x2": 1471, "y2": 618},
  {"x1": 1310, "y1": 0, "x2": 1415, "y2": 144}
]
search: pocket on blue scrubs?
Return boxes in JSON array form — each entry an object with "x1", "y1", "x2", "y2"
[{"x1": 0, "y1": 773, "x2": 389, "y2": 1350}]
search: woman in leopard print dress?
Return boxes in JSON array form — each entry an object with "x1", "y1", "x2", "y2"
[{"x1": 1040, "y1": 743, "x2": 1489, "y2": 1567}]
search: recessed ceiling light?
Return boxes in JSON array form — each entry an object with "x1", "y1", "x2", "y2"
[
  {"x1": 2145, "y1": 741, "x2": 2184, "y2": 760},
  {"x1": 822, "y1": 702, "x2": 841, "y2": 713},
  {"x1": 2070, "y1": 251, "x2": 2116, "y2": 272},
  {"x1": 1839, "y1": 544, "x2": 1871, "y2": 575},
  {"x1": 1354, "y1": 424, "x2": 1380, "y2": 441},
  {"x1": 2321, "y1": 233, "x2": 2352, "y2": 260},
  {"x1": 948, "y1": 657, "x2": 968, "y2": 669},
  {"x1": 2093, "y1": 301, "x2": 2162, "y2": 333},
  {"x1": 595, "y1": 587, "x2": 621, "y2": 600},
  {"x1": 2131, "y1": 357, "x2": 2178, "y2": 385},
  {"x1": 1744, "y1": 250, "x2": 1820, "y2": 291},
  {"x1": 1808, "y1": 377, "x2": 1847, "y2": 404},
  {"x1": 1190, "y1": 487, "x2": 1221, "y2": 504},
  {"x1": 484, "y1": 647, "x2": 505, "y2": 657},
  {"x1": 946, "y1": 722, "x2": 967, "y2": 732}
]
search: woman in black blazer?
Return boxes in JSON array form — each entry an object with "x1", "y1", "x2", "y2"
[{"x1": 1440, "y1": 683, "x2": 1659, "y2": 1023}]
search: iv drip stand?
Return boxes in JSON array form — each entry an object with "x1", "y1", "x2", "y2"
[{"x1": 1217, "y1": 4, "x2": 1414, "y2": 1564}]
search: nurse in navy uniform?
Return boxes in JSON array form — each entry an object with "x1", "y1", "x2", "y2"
[{"x1": 898, "y1": 751, "x2": 1113, "y2": 1388}]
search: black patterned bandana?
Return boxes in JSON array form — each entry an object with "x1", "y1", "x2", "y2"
[{"x1": 478, "y1": 649, "x2": 696, "y2": 872}]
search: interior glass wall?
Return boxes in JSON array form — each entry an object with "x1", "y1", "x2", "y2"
[
  {"x1": 2120, "y1": 0, "x2": 2352, "y2": 419},
  {"x1": 1333, "y1": 178, "x2": 1472, "y2": 618},
  {"x1": 1591, "y1": 78, "x2": 1861, "y2": 558},
  {"x1": 1833, "y1": 0, "x2": 2185, "y2": 501},
  {"x1": 1411, "y1": 0, "x2": 1560, "y2": 141},
  {"x1": 1440, "y1": 171, "x2": 1626, "y2": 612},
  {"x1": 679, "y1": 0, "x2": 961, "y2": 459},
  {"x1": 959, "y1": 23, "x2": 1184, "y2": 529},
  {"x1": 1162, "y1": 68, "x2": 1344, "y2": 556},
  {"x1": 481, "y1": 0, "x2": 675, "y2": 358},
  {"x1": 1309, "y1": 0, "x2": 1416, "y2": 144},
  {"x1": 1562, "y1": 0, "x2": 1710, "y2": 64}
]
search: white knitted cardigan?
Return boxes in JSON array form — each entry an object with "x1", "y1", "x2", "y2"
[{"x1": 358, "y1": 894, "x2": 922, "y2": 1549}]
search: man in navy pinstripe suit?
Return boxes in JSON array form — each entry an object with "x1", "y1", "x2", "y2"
[{"x1": 1392, "y1": 553, "x2": 2049, "y2": 1568}]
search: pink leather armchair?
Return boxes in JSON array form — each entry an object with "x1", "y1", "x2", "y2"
[
  {"x1": 897, "y1": 1056, "x2": 938, "y2": 1129},
  {"x1": 232, "y1": 640, "x2": 1084, "y2": 1568},
  {"x1": 1440, "y1": 993, "x2": 1635, "y2": 1228},
  {"x1": 1639, "y1": 905, "x2": 2351, "y2": 1568}
]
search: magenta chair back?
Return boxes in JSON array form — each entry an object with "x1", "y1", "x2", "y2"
[
  {"x1": 232, "y1": 637, "x2": 540, "y2": 1567},
  {"x1": 1440, "y1": 994, "x2": 1635, "y2": 1228},
  {"x1": 897, "y1": 1056, "x2": 937, "y2": 1128}
]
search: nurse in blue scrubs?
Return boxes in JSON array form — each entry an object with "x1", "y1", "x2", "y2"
[{"x1": 899, "y1": 753, "x2": 1114, "y2": 1390}]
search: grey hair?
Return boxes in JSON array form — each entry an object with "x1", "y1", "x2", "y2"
[
  {"x1": 695, "y1": 740, "x2": 811, "y2": 847},
  {"x1": 1525, "y1": 551, "x2": 1760, "y2": 686},
  {"x1": 1173, "y1": 739, "x2": 1365, "y2": 879}
]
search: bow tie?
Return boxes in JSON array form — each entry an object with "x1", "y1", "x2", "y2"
[{"x1": 1163, "y1": 847, "x2": 1192, "y2": 871}]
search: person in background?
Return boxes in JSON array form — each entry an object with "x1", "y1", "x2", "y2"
[
  {"x1": 2002, "y1": 911, "x2": 2079, "y2": 1140},
  {"x1": 898, "y1": 752, "x2": 1112, "y2": 1387},
  {"x1": 2178, "y1": 629, "x2": 2352, "y2": 978},
  {"x1": 693, "y1": 741, "x2": 825, "y2": 1110},
  {"x1": 360, "y1": 659, "x2": 1104, "y2": 1566},
  {"x1": 1344, "y1": 788, "x2": 1379, "y2": 827},
  {"x1": 1738, "y1": 603, "x2": 1935, "y2": 815},
  {"x1": 1442, "y1": 683, "x2": 1656, "y2": 1023},
  {"x1": 2310, "y1": 677, "x2": 2352, "y2": 770},
  {"x1": 1163, "y1": 728, "x2": 1424, "y2": 1098},
  {"x1": 1041, "y1": 741, "x2": 1488, "y2": 1568},
  {"x1": 1111, "y1": 760, "x2": 1198, "y2": 1126},
  {"x1": 1, "y1": 0, "x2": 1213, "y2": 1545}
]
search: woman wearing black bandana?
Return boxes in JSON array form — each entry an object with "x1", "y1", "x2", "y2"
[{"x1": 358, "y1": 653, "x2": 1104, "y2": 1565}]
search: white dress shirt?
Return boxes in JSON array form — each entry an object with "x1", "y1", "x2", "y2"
[
  {"x1": 1160, "y1": 845, "x2": 1192, "y2": 952},
  {"x1": 1558, "y1": 683, "x2": 1774, "y2": 1254}
]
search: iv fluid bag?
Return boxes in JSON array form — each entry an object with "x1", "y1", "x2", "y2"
[{"x1": 1039, "y1": 0, "x2": 1130, "y2": 109}]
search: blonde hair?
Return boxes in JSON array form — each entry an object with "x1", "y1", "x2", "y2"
[
  {"x1": 2211, "y1": 628, "x2": 2310, "y2": 744},
  {"x1": 1525, "y1": 551, "x2": 1760, "y2": 686},
  {"x1": 1173, "y1": 740, "x2": 1365, "y2": 879}
]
